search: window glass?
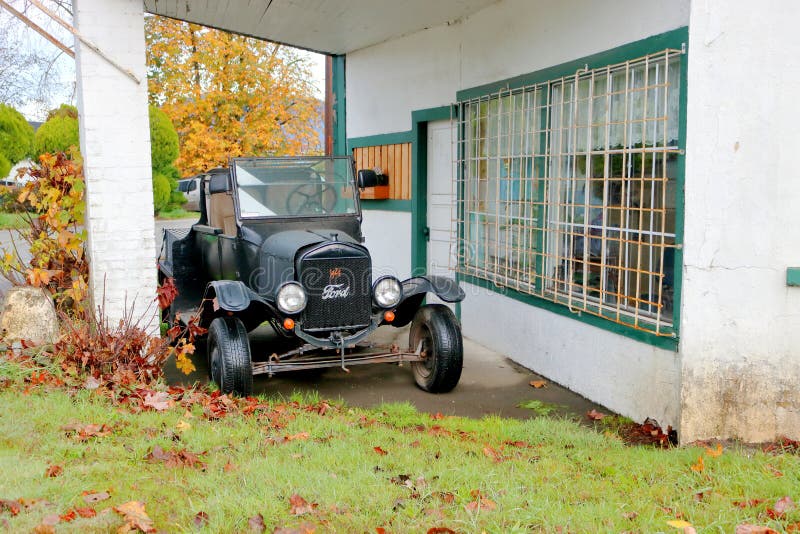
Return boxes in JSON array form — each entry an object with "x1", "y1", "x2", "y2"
[{"x1": 233, "y1": 157, "x2": 358, "y2": 218}]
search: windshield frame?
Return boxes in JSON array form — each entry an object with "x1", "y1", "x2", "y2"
[{"x1": 229, "y1": 156, "x2": 361, "y2": 222}]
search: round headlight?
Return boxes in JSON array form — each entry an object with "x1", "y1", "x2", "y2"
[
  {"x1": 277, "y1": 282, "x2": 307, "y2": 314},
  {"x1": 373, "y1": 276, "x2": 402, "y2": 308}
]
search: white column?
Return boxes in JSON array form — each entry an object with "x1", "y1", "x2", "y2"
[
  {"x1": 74, "y1": 0, "x2": 158, "y2": 331},
  {"x1": 680, "y1": 0, "x2": 800, "y2": 442}
]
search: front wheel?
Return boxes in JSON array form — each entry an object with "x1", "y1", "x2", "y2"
[
  {"x1": 208, "y1": 317, "x2": 253, "y2": 396},
  {"x1": 410, "y1": 305, "x2": 463, "y2": 393}
]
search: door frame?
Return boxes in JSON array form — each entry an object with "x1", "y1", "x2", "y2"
[
  {"x1": 410, "y1": 105, "x2": 460, "y2": 318},
  {"x1": 410, "y1": 105, "x2": 456, "y2": 277}
]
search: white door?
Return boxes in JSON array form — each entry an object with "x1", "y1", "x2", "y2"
[{"x1": 426, "y1": 119, "x2": 455, "y2": 307}]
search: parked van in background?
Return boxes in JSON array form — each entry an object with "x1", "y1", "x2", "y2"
[{"x1": 177, "y1": 176, "x2": 201, "y2": 211}]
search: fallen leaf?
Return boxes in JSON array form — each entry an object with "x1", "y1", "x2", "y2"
[
  {"x1": 376, "y1": 528, "x2": 386, "y2": 534},
  {"x1": 765, "y1": 464, "x2": 783, "y2": 477},
  {"x1": 83, "y1": 491, "x2": 110, "y2": 504},
  {"x1": 705, "y1": 443, "x2": 723, "y2": 457},
  {"x1": 289, "y1": 494, "x2": 317, "y2": 516},
  {"x1": 373, "y1": 446, "x2": 388, "y2": 456},
  {"x1": 84, "y1": 376, "x2": 101, "y2": 390},
  {"x1": 623, "y1": 511, "x2": 638, "y2": 520},
  {"x1": 586, "y1": 409, "x2": 606, "y2": 420},
  {"x1": 247, "y1": 513, "x2": 266, "y2": 532},
  {"x1": 60, "y1": 510, "x2": 77, "y2": 522},
  {"x1": 428, "y1": 528, "x2": 457, "y2": 534},
  {"x1": 45, "y1": 464, "x2": 63, "y2": 478},
  {"x1": 74, "y1": 507, "x2": 96, "y2": 518},
  {"x1": 176, "y1": 420, "x2": 191, "y2": 432},
  {"x1": 145, "y1": 445, "x2": 207, "y2": 469},
  {"x1": 436, "y1": 492, "x2": 455, "y2": 504},
  {"x1": 285, "y1": 432, "x2": 309, "y2": 441},
  {"x1": 0, "y1": 499, "x2": 21, "y2": 516},
  {"x1": 767, "y1": 496, "x2": 795, "y2": 519},
  {"x1": 667, "y1": 520, "x2": 693, "y2": 529},
  {"x1": 529, "y1": 380, "x2": 547, "y2": 388},
  {"x1": 115, "y1": 501, "x2": 155, "y2": 533},
  {"x1": 482, "y1": 446, "x2": 505, "y2": 463},
  {"x1": 466, "y1": 490, "x2": 496, "y2": 511},
  {"x1": 274, "y1": 522, "x2": 316, "y2": 534},
  {"x1": 774, "y1": 496, "x2": 795, "y2": 514},
  {"x1": 735, "y1": 525, "x2": 778, "y2": 534},
  {"x1": 143, "y1": 391, "x2": 172, "y2": 411},
  {"x1": 193, "y1": 511, "x2": 209, "y2": 528},
  {"x1": 61, "y1": 423, "x2": 113, "y2": 441},
  {"x1": 733, "y1": 499, "x2": 766, "y2": 508},
  {"x1": 690, "y1": 456, "x2": 704, "y2": 472}
]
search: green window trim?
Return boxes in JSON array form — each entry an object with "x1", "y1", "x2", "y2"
[{"x1": 332, "y1": 55, "x2": 347, "y2": 157}]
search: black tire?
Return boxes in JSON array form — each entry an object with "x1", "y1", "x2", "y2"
[
  {"x1": 410, "y1": 304, "x2": 463, "y2": 393},
  {"x1": 208, "y1": 317, "x2": 253, "y2": 396}
]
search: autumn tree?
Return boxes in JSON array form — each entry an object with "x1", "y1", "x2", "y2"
[{"x1": 145, "y1": 16, "x2": 321, "y2": 176}]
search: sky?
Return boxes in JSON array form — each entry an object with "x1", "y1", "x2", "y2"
[{"x1": 1, "y1": 2, "x2": 327, "y2": 121}]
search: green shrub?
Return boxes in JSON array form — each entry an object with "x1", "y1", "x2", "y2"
[
  {"x1": 34, "y1": 115, "x2": 80, "y2": 157},
  {"x1": 152, "y1": 171, "x2": 171, "y2": 213},
  {"x1": 0, "y1": 103, "x2": 35, "y2": 165},
  {"x1": 46, "y1": 104, "x2": 78, "y2": 121},
  {"x1": 29, "y1": 103, "x2": 183, "y2": 213},
  {"x1": 149, "y1": 106, "x2": 179, "y2": 172},
  {"x1": 0, "y1": 153, "x2": 10, "y2": 179}
]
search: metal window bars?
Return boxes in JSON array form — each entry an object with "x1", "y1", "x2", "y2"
[{"x1": 452, "y1": 48, "x2": 682, "y2": 336}]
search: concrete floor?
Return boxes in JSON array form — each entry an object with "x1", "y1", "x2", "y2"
[{"x1": 164, "y1": 324, "x2": 606, "y2": 421}]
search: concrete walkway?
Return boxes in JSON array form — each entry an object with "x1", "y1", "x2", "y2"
[{"x1": 164, "y1": 324, "x2": 606, "y2": 421}]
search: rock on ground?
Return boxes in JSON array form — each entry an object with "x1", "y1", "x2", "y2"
[{"x1": 0, "y1": 287, "x2": 59, "y2": 345}]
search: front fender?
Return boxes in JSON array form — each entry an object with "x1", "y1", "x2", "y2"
[
  {"x1": 401, "y1": 276, "x2": 465, "y2": 303},
  {"x1": 391, "y1": 276, "x2": 464, "y2": 327},
  {"x1": 199, "y1": 281, "x2": 276, "y2": 331}
]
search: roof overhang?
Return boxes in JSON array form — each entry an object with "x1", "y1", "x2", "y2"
[{"x1": 143, "y1": 0, "x2": 498, "y2": 55}]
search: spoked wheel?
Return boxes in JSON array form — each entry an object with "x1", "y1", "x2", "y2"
[
  {"x1": 208, "y1": 317, "x2": 253, "y2": 396},
  {"x1": 410, "y1": 305, "x2": 463, "y2": 393}
]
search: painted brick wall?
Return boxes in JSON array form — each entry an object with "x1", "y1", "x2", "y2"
[{"x1": 74, "y1": 0, "x2": 158, "y2": 330}]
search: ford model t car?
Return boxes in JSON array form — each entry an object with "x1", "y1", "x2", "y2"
[{"x1": 158, "y1": 156, "x2": 465, "y2": 396}]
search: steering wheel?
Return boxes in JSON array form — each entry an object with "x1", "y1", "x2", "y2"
[{"x1": 286, "y1": 183, "x2": 339, "y2": 215}]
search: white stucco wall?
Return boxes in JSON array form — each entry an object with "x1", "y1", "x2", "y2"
[
  {"x1": 361, "y1": 209, "x2": 412, "y2": 281},
  {"x1": 680, "y1": 0, "x2": 800, "y2": 442},
  {"x1": 346, "y1": 0, "x2": 690, "y2": 430},
  {"x1": 347, "y1": 0, "x2": 690, "y2": 137},
  {"x1": 462, "y1": 283, "x2": 682, "y2": 426},
  {"x1": 74, "y1": 0, "x2": 158, "y2": 329}
]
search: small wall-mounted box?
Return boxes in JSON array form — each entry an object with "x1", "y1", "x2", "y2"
[{"x1": 787, "y1": 267, "x2": 800, "y2": 287}]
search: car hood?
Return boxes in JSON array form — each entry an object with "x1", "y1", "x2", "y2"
[{"x1": 261, "y1": 229, "x2": 361, "y2": 262}]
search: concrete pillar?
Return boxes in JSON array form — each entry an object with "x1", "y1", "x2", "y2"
[
  {"x1": 74, "y1": 0, "x2": 157, "y2": 330},
  {"x1": 680, "y1": 0, "x2": 800, "y2": 442}
]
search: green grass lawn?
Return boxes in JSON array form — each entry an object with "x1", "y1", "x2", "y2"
[
  {"x1": 0, "y1": 358, "x2": 798, "y2": 533},
  {"x1": 0, "y1": 211, "x2": 31, "y2": 230},
  {"x1": 157, "y1": 208, "x2": 198, "y2": 220}
]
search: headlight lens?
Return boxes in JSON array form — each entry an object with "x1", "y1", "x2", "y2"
[
  {"x1": 277, "y1": 282, "x2": 307, "y2": 314},
  {"x1": 373, "y1": 277, "x2": 402, "y2": 308}
]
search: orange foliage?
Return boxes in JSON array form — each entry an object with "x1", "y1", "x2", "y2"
[{"x1": 145, "y1": 16, "x2": 322, "y2": 176}]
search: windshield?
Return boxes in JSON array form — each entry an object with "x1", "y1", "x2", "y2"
[{"x1": 231, "y1": 157, "x2": 358, "y2": 218}]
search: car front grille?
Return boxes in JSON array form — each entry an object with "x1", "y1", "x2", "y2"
[{"x1": 299, "y1": 247, "x2": 371, "y2": 332}]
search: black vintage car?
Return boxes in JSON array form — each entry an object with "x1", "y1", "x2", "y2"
[{"x1": 158, "y1": 156, "x2": 465, "y2": 396}]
